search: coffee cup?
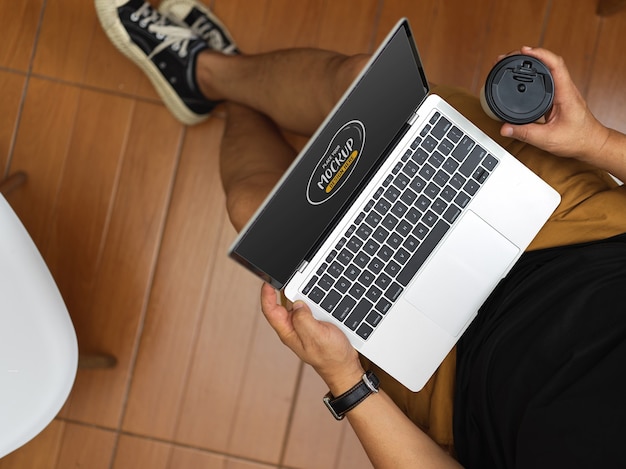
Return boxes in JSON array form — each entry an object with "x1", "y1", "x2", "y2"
[{"x1": 480, "y1": 54, "x2": 554, "y2": 124}]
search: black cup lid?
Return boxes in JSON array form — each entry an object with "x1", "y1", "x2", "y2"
[{"x1": 484, "y1": 54, "x2": 554, "y2": 124}]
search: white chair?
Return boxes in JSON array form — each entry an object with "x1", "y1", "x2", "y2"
[{"x1": 0, "y1": 175, "x2": 78, "y2": 458}]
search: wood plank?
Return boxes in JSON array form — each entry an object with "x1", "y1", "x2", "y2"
[
  {"x1": 315, "y1": 0, "x2": 381, "y2": 55},
  {"x1": 542, "y1": 0, "x2": 602, "y2": 97},
  {"x1": 334, "y1": 424, "x2": 375, "y2": 469},
  {"x1": 0, "y1": 71, "x2": 25, "y2": 175},
  {"x1": 0, "y1": 0, "x2": 44, "y2": 71},
  {"x1": 585, "y1": 8, "x2": 626, "y2": 132},
  {"x1": 174, "y1": 222, "x2": 300, "y2": 463},
  {"x1": 282, "y1": 365, "x2": 350, "y2": 469},
  {"x1": 213, "y1": 0, "x2": 272, "y2": 54},
  {"x1": 54, "y1": 423, "x2": 116, "y2": 469},
  {"x1": 6, "y1": 78, "x2": 81, "y2": 247},
  {"x1": 377, "y1": 0, "x2": 494, "y2": 91},
  {"x1": 36, "y1": 88, "x2": 133, "y2": 326},
  {"x1": 31, "y1": 0, "x2": 97, "y2": 82},
  {"x1": 112, "y1": 434, "x2": 280, "y2": 469},
  {"x1": 0, "y1": 419, "x2": 64, "y2": 469},
  {"x1": 226, "y1": 310, "x2": 303, "y2": 462},
  {"x1": 122, "y1": 119, "x2": 228, "y2": 439},
  {"x1": 62, "y1": 100, "x2": 182, "y2": 428},
  {"x1": 258, "y1": 0, "x2": 325, "y2": 50},
  {"x1": 112, "y1": 435, "x2": 171, "y2": 469},
  {"x1": 173, "y1": 221, "x2": 267, "y2": 450},
  {"x1": 473, "y1": 0, "x2": 550, "y2": 95},
  {"x1": 83, "y1": 15, "x2": 160, "y2": 101},
  {"x1": 375, "y1": 0, "x2": 437, "y2": 55}
]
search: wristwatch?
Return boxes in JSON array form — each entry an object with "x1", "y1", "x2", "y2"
[{"x1": 323, "y1": 370, "x2": 380, "y2": 420}]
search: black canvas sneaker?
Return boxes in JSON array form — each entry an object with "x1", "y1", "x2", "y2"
[
  {"x1": 159, "y1": 0, "x2": 239, "y2": 55},
  {"x1": 95, "y1": 0, "x2": 217, "y2": 125}
]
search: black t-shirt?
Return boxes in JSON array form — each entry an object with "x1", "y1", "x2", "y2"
[{"x1": 454, "y1": 233, "x2": 626, "y2": 469}]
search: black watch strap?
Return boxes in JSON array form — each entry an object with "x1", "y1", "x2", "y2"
[{"x1": 323, "y1": 371, "x2": 380, "y2": 420}]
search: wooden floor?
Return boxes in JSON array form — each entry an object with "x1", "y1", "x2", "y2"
[{"x1": 1, "y1": 0, "x2": 625, "y2": 468}]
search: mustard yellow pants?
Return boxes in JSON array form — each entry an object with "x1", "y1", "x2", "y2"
[{"x1": 359, "y1": 85, "x2": 626, "y2": 451}]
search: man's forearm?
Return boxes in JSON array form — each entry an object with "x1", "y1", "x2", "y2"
[{"x1": 345, "y1": 389, "x2": 462, "y2": 469}]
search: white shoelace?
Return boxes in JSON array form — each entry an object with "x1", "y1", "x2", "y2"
[
  {"x1": 190, "y1": 16, "x2": 234, "y2": 53},
  {"x1": 130, "y1": 2, "x2": 198, "y2": 58}
]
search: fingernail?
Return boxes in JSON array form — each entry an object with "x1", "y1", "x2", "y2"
[
  {"x1": 292, "y1": 301, "x2": 305, "y2": 311},
  {"x1": 501, "y1": 126, "x2": 513, "y2": 137},
  {"x1": 522, "y1": 45, "x2": 533, "y2": 51}
]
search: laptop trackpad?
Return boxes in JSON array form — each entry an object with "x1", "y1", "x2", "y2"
[{"x1": 404, "y1": 211, "x2": 519, "y2": 336}]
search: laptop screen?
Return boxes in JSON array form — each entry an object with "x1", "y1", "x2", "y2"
[{"x1": 229, "y1": 20, "x2": 429, "y2": 288}]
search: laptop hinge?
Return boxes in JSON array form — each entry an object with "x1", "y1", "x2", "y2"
[
  {"x1": 296, "y1": 260, "x2": 309, "y2": 274},
  {"x1": 408, "y1": 109, "x2": 420, "y2": 126}
]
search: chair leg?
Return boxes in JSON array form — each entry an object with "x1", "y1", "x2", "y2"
[
  {"x1": 597, "y1": 0, "x2": 626, "y2": 16},
  {"x1": 0, "y1": 171, "x2": 27, "y2": 196},
  {"x1": 78, "y1": 353, "x2": 118, "y2": 369}
]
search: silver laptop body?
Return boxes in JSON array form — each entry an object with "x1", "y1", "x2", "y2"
[{"x1": 229, "y1": 19, "x2": 560, "y2": 391}]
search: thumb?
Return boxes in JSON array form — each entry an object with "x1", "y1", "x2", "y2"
[
  {"x1": 290, "y1": 300, "x2": 318, "y2": 333},
  {"x1": 500, "y1": 122, "x2": 545, "y2": 146}
]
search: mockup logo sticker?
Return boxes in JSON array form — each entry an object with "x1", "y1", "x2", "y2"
[{"x1": 306, "y1": 120, "x2": 365, "y2": 205}]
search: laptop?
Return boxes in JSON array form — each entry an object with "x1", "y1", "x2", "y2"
[{"x1": 228, "y1": 18, "x2": 560, "y2": 391}]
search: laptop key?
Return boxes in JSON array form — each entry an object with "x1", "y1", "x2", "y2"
[
  {"x1": 365, "y1": 211, "x2": 383, "y2": 227},
  {"x1": 463, "y1": 179, "x2": 480, "y2": 196},
  {"x1": 375, "y1": 298, "x2": 392, "y2": 314},
  {"x1": 308, "y1": 287, "x2": 325, "y2": 304},
  {"x1": 375, "y1": 272, "x2": 393, "y2": 290},
  {"x1": 444, "y1": 205, "x2": 462, "y2": 224},
  {"x1": 359, "y1": 269, "x2": 376, "y2": 286},
  {"x1": 337, "y1": 249, "x2": 354, "y2": 265},
  {"x1": 397, "y1": 220, "x2": 450, "y2": 286},
  {"x1": 332, "y1": 296, "x2": 356, "y2": 322},
  {"x1": 354, "y1": 252, "x2": 371, "y2": 268},
  {"x1": 409, "y1": 175, "x2": 427, "y2": 193},
  {"x1": 349, "y1": 282, "x2": 366, "y2": 298},
  {"x1": 372, "y1": 226, "x2": 389, "y2": 243},
  {"x1": 344, "y1": 265, "x2": 361, "y2": 281},
  {"x1": 320, "y1": 289, "x2": 342, "y2": 312},
  {"x1": 421, "y1": 135, "x2": 437, "y2": 153},
  {"x1": 385, "y1": 282, "x2": 404, "y2": 302},
  {"x1": 366, "y1": 311, "x2": 383, "y2": 327},
  {"x1": 403, "y1": 235, "x2": 419, "y2": 252},
  {"x1": 356, "y1": 323, "x2": 374, "y2": 340},
  {"x1": 318, "y1": 274, "x2": 334, "y2": 291},
  {"x1": 447, "y1": 126, "x2": 463, "y2": 143},
  {"x1": 452, "y1": 135, "x2": 474, "y2": 162},
  {"x1": 302, "y1": 276, "x2": 318, "y2": 295},
  {"x1": 363, "y1": 239, "x2": 379, "y2": 256},
  {"x1": 365, "y1": 286, "x2": 383, "y2": 303},
  {"x1": 378, "y1": 245, "x2": 393, "y2": 262},
  {"x1": 431, "y1": 116, "x2": 452, "y2": 139},
  {"x1": 384, "y1": 260, "x2": 401, "y2": 277},
  {"x1": 483, "y1": 154, "x2": 499, "y2": 170},
  {"x1": 328, "y1": 261, "x2": 344, "y2": 278},
  {"x1": 334, "y1": 276, "x2": 351, "y2": 294},
  {"x1": 459, "y1": 145, "x2": 486, "y2": 177},
  {"x1": 345, "y1": 299, "x2": 373, "y2": 330}
]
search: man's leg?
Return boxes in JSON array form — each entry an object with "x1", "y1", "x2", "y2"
[
  {"x1": 196, "y1": 49, "x2": 369, "y2": 136},
  {"x1": 219, "y1": 103, "x2": 297, "y2": 231},
  {"x1": 206, "y1": 50, "x2": 369, "y2": 230}
]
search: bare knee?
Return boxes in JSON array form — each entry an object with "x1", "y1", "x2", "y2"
[
  {"x1": 224, "y1": 173, "x2": 282, "y2": 232},
  {"x1": 328, "y1": 53, "x2": 370, "y2": 103}
]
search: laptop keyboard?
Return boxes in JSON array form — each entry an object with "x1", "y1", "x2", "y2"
[{"x1": 302, "y1": 110, "x2": 499, "y2": 340}]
